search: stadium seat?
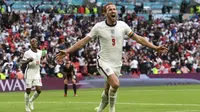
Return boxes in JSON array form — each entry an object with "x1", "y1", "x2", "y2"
[{"x1": 9, "y1": 0, "x2": 181, "y2": 13}]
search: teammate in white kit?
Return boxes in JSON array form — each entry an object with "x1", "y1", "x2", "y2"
[
  {"x1": 56, "y1": 2, "x2": 168, "y2": 112},
  {"x1": 21, "y1": 38, "x2": 43, "y2": 112}
]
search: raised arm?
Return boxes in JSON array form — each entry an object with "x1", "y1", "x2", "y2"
[
  {"x1": 36, "y1": 4, "x2": 40, "y2": 10},
  {"x1": 29, "y1": 4, "x2": 34, "y2": 10},
  {"x1": 10, "y1": 3, "x2": 14, "y2": 7}
]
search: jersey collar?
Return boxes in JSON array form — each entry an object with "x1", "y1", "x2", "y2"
[
  {"x1": 105, "y1": 20, "x2": 117, "y2": 27},
  {"x1": 31, "y1": 48, "x2": 38, "y2": 53}
]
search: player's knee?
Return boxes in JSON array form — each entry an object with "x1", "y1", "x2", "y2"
[
  {"x1": 26, "y1": 91, "x2": 31, "y2": 94},
  {"x1": 26, "y1": 88, "x2": 31, "y2": 94},
  {"x1": 37, "y1": 90, "x2": 41, "y2": 94},
  {"x1": 111, "y1": 82, "x2": 119, "y2": 90},
  {"x1": 108, "y1": 74, "x2": 120, "y2": 90}
]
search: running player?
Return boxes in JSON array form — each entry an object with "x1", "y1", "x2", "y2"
[{"x1": 56, "y1": 2, "x2": 168, "y2": 112}]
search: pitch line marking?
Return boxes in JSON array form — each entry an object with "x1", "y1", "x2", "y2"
[
  {"x1": 86, "y1": 89, "x2": 200, "y2": 92},
  {"x1": 1, "y1": 101, "x2": 200, "y2": 107},
  {"x1": 166, "y1": 110, "x2": 200, "y2": 112}
]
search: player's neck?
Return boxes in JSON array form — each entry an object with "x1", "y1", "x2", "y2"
[
  {"x1": 105, "y1": 19, "x2": 116, "y2": 27},
  {"x1": 31, "y1": 48, "x2": 37, "y2": 52}
]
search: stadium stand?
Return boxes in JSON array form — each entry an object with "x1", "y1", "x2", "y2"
[{"x1": 0, "y1": 0, "x2": 199, "y2": 80}]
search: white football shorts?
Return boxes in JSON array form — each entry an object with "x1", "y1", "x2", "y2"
[
  {"x1": 97, "y1": 59, "x2": 122, "y2": 79},
  {"x1": 25, "y1": 79, "x2": 42, "y2": 88}
]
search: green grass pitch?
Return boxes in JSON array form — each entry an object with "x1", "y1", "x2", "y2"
[{"x1": 1, "y1": 85, "x2": 200, "y2": 112}]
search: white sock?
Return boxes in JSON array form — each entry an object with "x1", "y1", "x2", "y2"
[
  {"x1": 97, "y1": 91, "x2": 109, "y2": 112},
  {"x1": 109, "y1": 87, "x2": 118, "y2": 112},
  {"x1": 24, "y1": 93, "x2": 30, "y2": 107},
  {"x1": 30, "y1": 91, "x2": 40, "y2": 102}
]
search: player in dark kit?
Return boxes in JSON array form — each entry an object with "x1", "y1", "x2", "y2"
[{"x1": 60, "y1": 60, "x2": 77, "y2": 97}]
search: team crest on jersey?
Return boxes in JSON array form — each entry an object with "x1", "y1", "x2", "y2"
[{"x1": 110, "y1": 29, "x2": 115, "y2": 34}]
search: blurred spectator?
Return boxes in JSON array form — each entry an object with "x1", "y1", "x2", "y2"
[
  {"x1": 130, "y1": 57, "x2": 138, "y2": 75},
  {"x1": 3, "y1": 1, "x2": 14, "y2": 14},
  {"x1": 171, "y1": 59, "x2": 177, "y2": 73},
  {"x1": 121, "y1": 57, "x2": 130, "y2": 75},
  {"x1": 16, "y1": 71, "x2": 23, "y2": 79},
  {"x1": 180, "y1": 0, "x2": 189, "y2": 13},
  {"x1": 181, "y1": 63, "x2": 190, "y2": 73},
  {"x1": 196, "y1": 62, "x2": 200, "y2": 73},
  {"x1": 77, "y1": 55, "x2": 85, "y2": 74}
]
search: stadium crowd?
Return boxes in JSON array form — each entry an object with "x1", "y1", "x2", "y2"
[{"x1": 0, "y1": 3, "x2": 200, "y2": 80}]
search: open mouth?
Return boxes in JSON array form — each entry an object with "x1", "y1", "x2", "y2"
[{"x1": 111, "y1": 14, "x2": 116, "y2": 18}]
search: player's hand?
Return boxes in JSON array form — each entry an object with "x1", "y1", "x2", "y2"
[
  {"x1": 56, "y1": 50, "x2": 67, "y2": 61},
  {"x1": 27, "y1": 58, "x2": 33, "y2": 62},
  {"x1": 155, "y1": 46, "x2": 168, "y2": 53}
]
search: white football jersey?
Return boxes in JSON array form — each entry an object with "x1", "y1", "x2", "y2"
[
  {"x1": 87, "y1": 21, "x2": 134, "y2": 67},
  {"x1": 23, "y1": 49, "x2": 42, "y2": 79}
]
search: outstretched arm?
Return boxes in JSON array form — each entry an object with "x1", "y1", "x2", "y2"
[
  {"x1": 56, "y1": 22, "x2": 98, "y2": 61},
  {"x1": 132, "y1": 33, "x2": 158, "y2": 50},
  {"x1": 56, "y1": 36, "x2": 92, "y2": 60},
  {"x1": 131, "y1": 33, "x2": 168, "y2": 52},
  {"x1": 65, "y1": 36, "x2": 92, "y2": 53}
]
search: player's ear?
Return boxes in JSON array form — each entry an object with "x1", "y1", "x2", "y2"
[{"x1": 102, "y1": 11, "x2": 106, "y2": 16}]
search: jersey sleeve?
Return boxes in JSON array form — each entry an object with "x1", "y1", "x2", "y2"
[
  {"x1": 124, "y1": 22, "x2": 134, "y2": 38},
  {"x1": 87, "y1": 23, "x2": 99, "y2": 39},
  {"x1": 22, "y1": 51, "x2": 29, "y2": 61}
]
